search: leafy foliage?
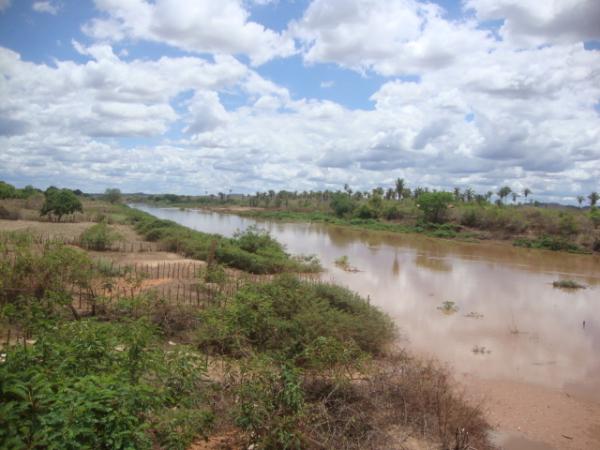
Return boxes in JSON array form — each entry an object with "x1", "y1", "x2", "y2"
[
  {"x1": 417, "y1": 191, "x2": 454, "y2": 223},
  {"x1": 330, "y1": 192, "x2": 356, "y2": 218},
  {"x1": 128, "y1": 208, "x2": 320, "y2": 274},
  {"x1": 196, "y1": 275, "x2": 395, "y2": 362},
  {"x1": 103, "y1": 188, "x2": 122, "y2": 204},
  {"x1": 40, "y1": 188, "x2": 83, "y2": 221},
  {"x1": 79, "y1": 221, "x2": 121, "y2": 250},
  {"x1": 0, "y1": 320, "x2": 214, "y2": 450}
]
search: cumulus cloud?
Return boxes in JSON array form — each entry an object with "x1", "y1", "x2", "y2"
[
  {"x1": 32, "y1": 1, "x2": 61, "y2": 15},
  {"x1": 464, "y1": 0, "x2": 600, "y2": 46},
  {"x1": 83, "y1": 0, "x2": 295, "y2": 65},
  {"x1": 1, "y1": 0, "x2": 599, "y2": 203},
  {"x1": 292, "y1": 0, "x2": 494, "y2": 75}
]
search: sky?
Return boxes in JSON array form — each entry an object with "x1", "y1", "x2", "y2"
[{"x1": 0, "y1": 0, "x2": 599, "y2": 202}]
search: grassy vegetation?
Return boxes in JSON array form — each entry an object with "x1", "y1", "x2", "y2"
[
  {"x1": 79, "y1": 221, "x2": 122, "y2": 250},
  {"x1": 125, "y1": 207, "x2": 321, "y2": 274},
  {"x1": 552, "y1": 279, "x2": 586, "y2": 289},
  {"x1": 0, "y1": 226, "x2": 492, "y2": 449},
  {"x1": 129, "y1": 181, "x2": 600, "y2": 254}
]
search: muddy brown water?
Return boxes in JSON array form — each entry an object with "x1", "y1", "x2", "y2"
[{"x1": 133, "y1": 206, "x2": 600, "y2": 406}]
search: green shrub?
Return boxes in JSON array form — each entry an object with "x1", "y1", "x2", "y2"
[
  {"x1": 558, "y1": 213, "x2": 579, "y2": 236},
  {"x1": 196, "y1": 276, "x2": 396, "y2": 360},
  {"x1": 235, "y1": 357, "x2": 304, "y2": 450},
  {"x1": 233, "y1": 225, "x2": 284, "y2": 255},
  {"x1": 40, "y1": 188, "x2": 82, "y2": 222},
  {"x1": 460, "y1": 207, "x2": 482, "y2": 227},
  {"x1": 355, "y1": 204, "x2": 378, "y2": 219},
  {"x1": 382, "y1": 204, "x2": 403, "y2": 220},
  {"x1": 417, "y1": 192, "x2": 454, "y2": 223},
  {"x1": 513, "y1": 236, "x2": 583, "y2": 253},
  {"x1": 552, "y1": 279, "x2": 586, "y2": 289},
  {"x1": 0, "y1": 320, "x2": 214, "y2": 449},
  {"x1": 330, "y1": 193, "x2": 355, "y2": 218},
  {"x1": 128, "y1": 209, "x2": 319, "y2": 274},
  {"x1": 79, "y1": 222, "x2": 121, "y2": 250}
]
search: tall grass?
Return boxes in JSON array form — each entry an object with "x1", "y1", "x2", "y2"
[{"x1": 124, "y1": 207, "x2": 321, "y2": 274}]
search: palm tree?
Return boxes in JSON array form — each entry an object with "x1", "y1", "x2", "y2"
[
  {"x1": 577, "y1": 195, "x2": 584, "y2": 207},
  {"x1": 464, "y1": 188, "x2": 475, "y2": 202},
  {"x1": 523, "y1": 188, "x2": 531, "y2": 200},
  {"x1": 589, "y1": 192, "x2": 599, "y2": 207},
  {"x1": 497, "y1": 186, "x2": 512, "y2": 204},
  {"x1": 395, "y1": 178, "x2": 405, "y2": 200},
  {"x1": 453, "y1": 187, "x2": 461, "y2": 201},
  {"x1": 511, "y1": 192, "x2": 519, "y2": 203}
]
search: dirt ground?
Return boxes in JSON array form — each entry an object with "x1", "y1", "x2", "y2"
[
  {"x1": 464, "y1": 375, "x2": 600, "y2": 450},
  {"x1": 0, "y1": 219, "x2": 140, "y2": 242}
]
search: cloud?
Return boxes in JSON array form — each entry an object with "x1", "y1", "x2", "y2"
[
  {"x1": 292, "y1": 0, "x2": 494, "y2": 76},
  {"x1": 83, "y1": 0, "x2": 295, "y2": 65},
  {"x1": 464, "y1": 0, "x2": 600, "y2": 46},
  {"x1": 32, "y1": 1, "x2": 61, "y2": 15},
  {"x1": 0, "y1": 0, "x2": 10, "y2": 13},
  {"x1": 1, "y1": 0, "x2": 600, "y2": 203}
]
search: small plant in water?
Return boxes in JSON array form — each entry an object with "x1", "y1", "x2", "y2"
[
  {"x1": 437, "y1": 300, "x2": 459, "y2": 315},
  {"x1": 334, "y1": 255, "x2": 350, "y2": 269},
  {"x1": 552, "y1": 279, "x2": 586, "y2": 290},
  {"x1": 334, "y1": 255, "x2": 359, "y2": 272},
  {"x1": 472, "y1": 345, "x2": 491, "y2": 354}
]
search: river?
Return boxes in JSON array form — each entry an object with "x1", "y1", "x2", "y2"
[{"x1": 133, "y1": 205, "x2": 600, "y2": 449}]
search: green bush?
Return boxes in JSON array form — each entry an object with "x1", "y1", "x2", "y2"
[
  {"x1": 382, "y1": 204, "x2": 403, "y2": 220},
  {"x1": 558, "y1": 213, "x2": 579, "y2": 236},
  {"x1": 40, "y1": 188, "x2": 83, "y2": 222},
  {"x1": 196, "y1": 276, "x2": 396, "y2": 361},
  {"x1": 417, "y1": 192, "x2": 454, "y2": 223},
  {"x1": 460, "y1": 207, "x2": 482, "y2": 227},
  {"x1": 79, "y1": 222, "x2": 121, "y2": 250},
  {"x1": 330, "y1": 193, "x2": 356, "y2": 218},
  {"x1": 355, "y1": 204, "x2": 378, "y2": 219},
  {"x1": 513, "y1": 235, "x2": 583, "y2": 253},
  {"x1": 128, "y1": 209, "x2": 320, "y2": 274},
  {"x1": 0, "y1": 320, "x2": 214, "y2": 449},
  {"x1": 235, "y1": 357, "x2": 304, "y2": 450}
]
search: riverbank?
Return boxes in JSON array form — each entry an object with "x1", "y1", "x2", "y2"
[
  {"x1": 0, "y1": 204, "x2": 493, "y2": 449},
  {"x1": 132, "y1": 203, "x2": 600, "y2": 450},
  {"x1": 183, "y1": 204, "x2": 598, "y2": 256}
]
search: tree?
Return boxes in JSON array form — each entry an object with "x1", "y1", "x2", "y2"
[
  {"x1": 0, "y1": 181, "x2": 17, "y2": 199},
  {"x1": 41, "y1": 189, "x2": 83, "y2": 222},
  {"x1": 576, "y1": 195, "x2": 584, "y2": 207},
  {"x1": 511, "y1": 192, "x2": 518, "y2": 203},
  {"x1": 453, "y1": 187, "x2": 461, "y2": 201},
  {"x1": 589, "y1": 192, "x2": 599, "y2": 207},
  {"x1": 417, "y1": 192, "x2": 454, "y2": 223},
  {"x1": 395, "y1": 178, "x2": 405, "y2": 200},
  {"x1": 523, "y1": 188, "x2": 531, "y2": 200},
  {"x1": 464, "y1": 188, "x2": 475, "y2": 203},
  {"x1": 103, "y1": 188, "x2": 122, "y2": 204},
  {"x1": 497, "y1": 186, "x2": 512, "y2": 204},
  {"x1": 330, "y1": 192, "x2": 355, "y2": 218}
]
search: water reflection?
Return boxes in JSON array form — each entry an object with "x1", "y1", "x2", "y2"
[{"x1": 133, "y1": 205, "x2": 600, "y2": 401}]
